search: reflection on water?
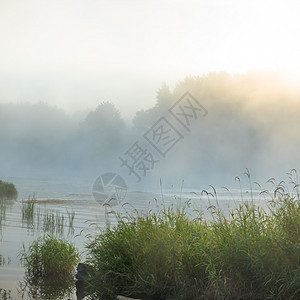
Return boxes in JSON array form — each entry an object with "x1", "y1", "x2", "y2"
[
  {"x1": 0, "y1": 255, "x2": 11, "y2": 267},
  {"x1": 19, "y1": 274, "x2": 75, "y2": 300},
  {"x1": 0, "y1": 199, "x2": 14, "y2": 235}
]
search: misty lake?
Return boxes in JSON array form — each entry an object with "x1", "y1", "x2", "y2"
[{"x1": 0, "y1": 176, "x2": 266, "y2": 299}]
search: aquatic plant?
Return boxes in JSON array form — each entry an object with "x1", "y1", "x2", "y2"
[
  {"x1": 42, "y1": 210, "x2": 65, "y2": 236},
  {"x1": 66, "y1": 209, "x2": 75, "y2": 236},
  {"x1": 0, "y1": 180, "x2": 18, "y2": 200},
  {"x1": 21, "y1": 194, "x2": 36, "y2": 222},
  {"x1": 20, "y1": 235, "x2": 80, "y2": 278},
  {"x1": 0, "y1": 199, "x2": 6, "y2": 233}
]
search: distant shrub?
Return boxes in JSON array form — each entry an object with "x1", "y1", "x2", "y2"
[{"x1": 0, "y1": 180, "x2": 18, "y2": 200}]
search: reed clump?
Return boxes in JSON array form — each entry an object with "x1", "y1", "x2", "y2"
[
  {"x1": 85, "y1": 188, "x2": 300, "y2": 299},
  {"x1": 21, "y1": 194, "x2": 36, "y2": 222},
  {"x1": 19, "y1": 235, "x2": 79, "y2": 299},
  {"x1": 20, "y1": 235, "x2": 80, "y2": 278}
]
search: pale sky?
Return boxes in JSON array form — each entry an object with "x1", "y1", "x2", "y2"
[{"x1": 1, "y1": 0, "x2": 300, "y2": 119}]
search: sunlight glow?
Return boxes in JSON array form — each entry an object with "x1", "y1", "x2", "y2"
[{"x1": 0, "y1": 0, "x2": 300, "y2": 115}]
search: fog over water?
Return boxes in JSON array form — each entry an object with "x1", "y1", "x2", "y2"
[
  {"x1": 1, "y1": 0, "x2": 300, "y2": 192},
  {"x1": 1, "y1": 72, "x2": 300, "y2": 193}
]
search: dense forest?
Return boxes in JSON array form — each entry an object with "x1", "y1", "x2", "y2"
[{"x1": 1, "y1": 72, "x2": 299, "y2": 188}]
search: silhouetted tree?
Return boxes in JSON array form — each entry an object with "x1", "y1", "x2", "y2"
[
  {"x1": 155, "y1": 83, "x2": 173, "y2": 111},
  {"x1": 78, "y1": 102, "x2": 127, "y2": 164}
]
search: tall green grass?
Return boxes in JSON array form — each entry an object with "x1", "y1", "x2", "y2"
[
  {"x1": 42, "y1": 209, "x2": 75, "y2": 236},
  {"x1": 20, "y1": 195, "x2": 76, "y2": 236},
  {"x1": 43, "y1": 209, "x2": 65, "y2": 236},
  {"x1": 85, "y1": 189, "x2": 300, "y2": 299},
  {"x1": 20, "y1": 235, "x2": 80, "y2": 278},
  {"x1": 21, "y1": 194, "x2": 36, "y2": 225},
  {"x1": 67, "y1": 209, "x2": 75, "y2": 236},
  {"x1": 19, "y1": 235, "x2": 80, "y2": 300}
]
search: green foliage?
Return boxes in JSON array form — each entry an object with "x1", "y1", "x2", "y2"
[
  {"x1": 42, "y1": 209, "x2": 65, "y2": 236},
  {"x1": 18, "y1": 234, "x2": 79, "y2": 299},
  {"x1": 0, "y1": 180, "x2": 18, "y2": 200},
  {"x1": 86, "y1": 195, "x2": 300, "y2": 300},
  {"x1": 20, "y1": 197, "x2": 76, "y2": 236},
  {"x1": 20, "y1": 235, "x2": 80, "y2": 278},
  {"x1": 21, "y1": 194, "x2": 36, "y2": 223}
]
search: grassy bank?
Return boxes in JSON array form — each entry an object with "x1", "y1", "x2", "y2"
[
  {"x1": 0, "y1": 180, "x2": 18, "y2": 200},
  {"x1": 85, "y1": 194, "x2": 300, "y2": 299}
]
